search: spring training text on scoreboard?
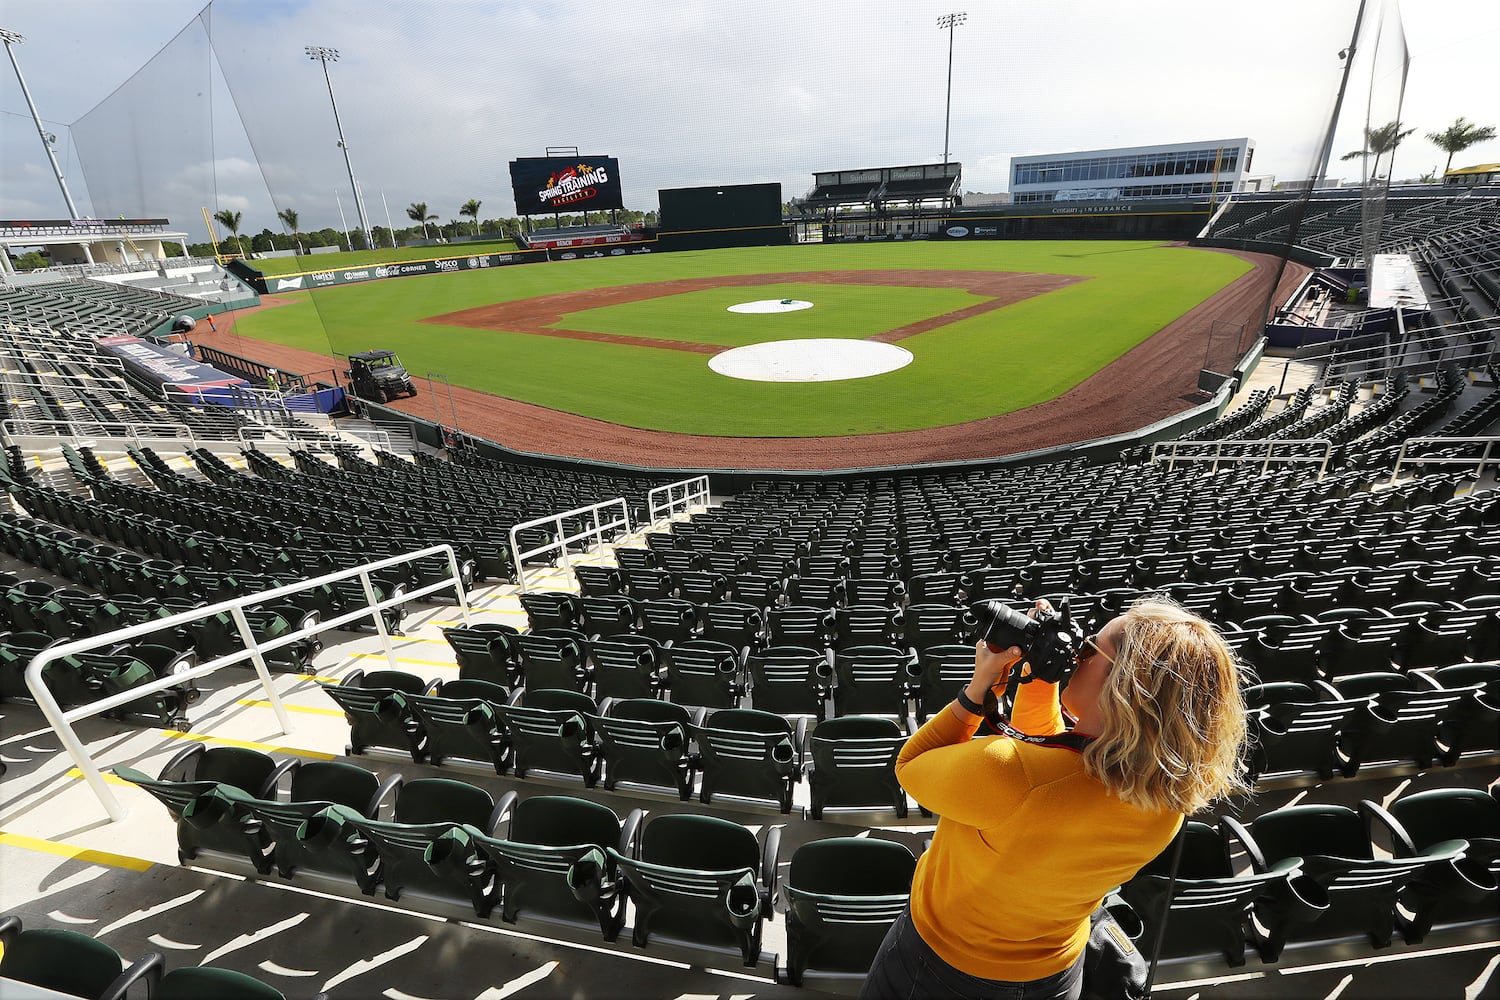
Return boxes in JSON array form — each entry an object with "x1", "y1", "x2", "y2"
[{"x1": 538, "y1": 165, "x2": 610, "y2": 205}]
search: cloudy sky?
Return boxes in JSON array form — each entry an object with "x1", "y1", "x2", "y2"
[{"x1": 2, "y1": 0, "x2": 1496, "y2": 236}]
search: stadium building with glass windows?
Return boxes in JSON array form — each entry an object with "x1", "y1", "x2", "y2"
[{"x1": 1011, "y1": 137, "x2": 1256, "y2": 203}]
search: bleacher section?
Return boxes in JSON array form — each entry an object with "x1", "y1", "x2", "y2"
[{"x1": 2, "y1": 226, "x2": 1499, "y2": 998}]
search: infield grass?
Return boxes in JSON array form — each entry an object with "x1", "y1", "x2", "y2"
[{"x1": 236, "y1": 240, "x2": 1250, "y2": 436}]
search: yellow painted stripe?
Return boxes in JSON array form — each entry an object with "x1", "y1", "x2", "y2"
[
  {"x1": 64, "y1": 767, "x2": 136, "y2": 787},
  {"x1": 350, "y1": 652, "x2": 457, "y2": 668},
  {"x1": 237, "y1": 699, "x2": 345, "y2": 717},
  {"x1": 162, "y1": 730, "x2": 334, "y2": 760},
  {"x1": 295, "y1": 673, "x2": 344, "y2": 684},
  {"x1": 0, "y1": 831, "x2": 154, "y2": 872}
]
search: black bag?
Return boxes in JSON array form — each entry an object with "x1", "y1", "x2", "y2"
[{"x1": 1080, "y1": 892, "x2": 1148, "y2": 1000}]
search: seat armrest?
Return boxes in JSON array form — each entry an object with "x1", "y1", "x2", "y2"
[
  {"x1": 1218, "y1": 815, "x2": 1269, "y2": 873},
  {"x1": 619, "y1": 807, "x2": 645, "y2": 857},
  {"x1": 1360, "y1": 798, "x2": 1419, "y2": 858},
  {"x1": 99, "y1": 950, "x2": 164, "y2": 1000},
  {"x1": 0, "y1": 914, "x2": 21, "y2": 946},
  {"x1": 793, "y1": 717, "x2": 809, "y2": 763},
  {"x1": 369, "y1": 772, "x2": 404, "y2": 817},
  {"x1": 262, "y1": 757, "x2": 301, "y2": 798},
  {"x1": 487, "y1": 789, "x2": 520, "y2": 838},
  {"x1": 160, "y1": 741, "x2": 206, "y2": 781},
  {"x1": 1405, "y1": 670, "x2": 1444, "y2": 692},
  {"x1": 761, "y1": 824, "x2": 783, "y2": 907}
]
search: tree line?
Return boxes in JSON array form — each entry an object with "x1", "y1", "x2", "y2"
[
  {"x1": 198, "y1": 202, "x2": 658, "y2": 258},
  {"x1": 1341, "y1": 115, "x2": 1496, "y2": 182}
]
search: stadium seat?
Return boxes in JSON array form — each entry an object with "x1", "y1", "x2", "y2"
[
  {"x1": 495, "y1": 688, "x2": 602, "y2": 786},
  {"x1": 0, "y1": 916, "x2": 164, "y2": 1000},
  {"x1": 590, "y1": 635, "x2": 666, "y2": 701},
  {"x1": 608, "y1": 813, "x2": 780, "y2": 967},
  {"x1": 830, "y1": 645, "x2": 918, "y2": 718},
  {"x1": 405, "y1": 677, "x2": 514, "y2": 773},
  {"x1": 694, "y1": 707, "x2": 806, "y2": 814},
  {"x1": 746, "y1": 645, "x2": 830, "y2": 718},
  {"x1": 806, "y1": 715, "x2": 909, "y2": 820},
  {"x1": 1370, "y1": 787, "x2": 1500, "y2": 941},
  {"x1": 157, "y1": 965, "x2": 328, "y2": 1000},
  {"x1": 594, "y1": 697, "x2": 700, "y2": 799},
  {"x1": 780, "y1": 837, "x2": 917, "y2": 988},
  {"x1": 1221, "y1": 802, "x2": 1462, "y2": 960},
  {"x1": 472, "y1": 793, "x2": 642, "y2": 937},
  {"x1": 320, "y1": 668, "x2": 440, "y2": 762},
  {"x1": 662, "y1": 639, "x2": 743, "y2": 709}
]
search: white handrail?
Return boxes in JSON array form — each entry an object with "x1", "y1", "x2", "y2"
[
  {"x1": 510, "y1": 498, "x2": 631, "y2": 593},
  {"x1": 0, "y1": 417, "x2": 194, "y2": 446},
  {"x1": 646, "y1": 475, "x2": 711, "y2": 527},
  {"x1": 1150, "y1": 437, "x2": 1335, "y2": 477},
  {"x1": 24, "y1": 543, "x2": 471, "y2": 823},
  {"x1": 1390, "y1": 436, "x2": 1500, "y2": 483}
]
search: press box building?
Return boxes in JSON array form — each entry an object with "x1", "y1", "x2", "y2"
[{"x1": 1010, "y1": 138, "x2": 1256, "y2": 204}]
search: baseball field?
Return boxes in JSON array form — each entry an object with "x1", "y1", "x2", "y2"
[{"x1": 233, "y1": 240, "x2": 1254, "y2": 439}]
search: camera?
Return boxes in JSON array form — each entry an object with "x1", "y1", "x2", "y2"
[{"x1": 967, "y1": 600, "x2": 1084, "y2": 684}]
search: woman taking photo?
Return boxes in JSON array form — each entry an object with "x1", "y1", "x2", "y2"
[{"x1": 862, "y1": 597, "x2": 1250, "y2": 1000}]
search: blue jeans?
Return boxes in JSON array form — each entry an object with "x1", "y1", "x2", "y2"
[{"x1": 860, "y1": 907, "x2": 1084, "y2": 1000}]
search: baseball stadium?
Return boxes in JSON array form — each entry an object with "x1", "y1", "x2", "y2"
[{"x1": 0, "y1": 2, "x2": 1498, "y2": 999}]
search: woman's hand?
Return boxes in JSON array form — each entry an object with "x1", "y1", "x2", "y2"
[{"x1": 966, "y1": 641, "x2": 1023, "y2": 707}]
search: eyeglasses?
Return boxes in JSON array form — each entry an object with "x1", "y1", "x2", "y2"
[{"x1": 1078, "y1": 634, "x2": 1116, "y2": 667}]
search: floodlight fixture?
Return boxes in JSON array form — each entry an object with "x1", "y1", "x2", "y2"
[
  {"x1": 306, "y1": 44, "x2": 373, "y2": 250},
  {"x1": 3, "y1": 27, "x2": 82, "y2": 218},
  {"x1": 937, "y1": 12, "x2": 967, "y2": 168}
]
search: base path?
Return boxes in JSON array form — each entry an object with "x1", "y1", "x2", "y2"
[{"x1": 196, "y1": 249, "x2": 1307, "y2": 472}]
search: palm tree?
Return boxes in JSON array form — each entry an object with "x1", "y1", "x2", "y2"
[
  {"x1": 212, "y1": 209, "x2": 245, "y2": 257},
  {"x1": 1340, "y1": 120, "x2": 1417, "y2": 181},
  {"x1": 276, "y1": 207, "x2": 302, "y2": 254},
  {"x1": 405, "y1": 202, "x2": 437, "y2": 240},
  {"x1": 1427, "y1": 117, "x2": 1498, "y2": 177},
  {"x1": 460, "y1": 199, "x2": 482, "y2": 236}
]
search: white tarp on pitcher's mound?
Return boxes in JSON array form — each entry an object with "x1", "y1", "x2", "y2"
[
  {"x1": 726, "y1": 298, "x2": 814, "y2": 314},
  {"x1": 709, "y1": 339, "x2": 913, "y2": 382}
]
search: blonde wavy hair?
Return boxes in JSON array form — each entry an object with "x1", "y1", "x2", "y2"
[{"x1": 1083, "y1": 597, "x2": 1250, "y2": 815}]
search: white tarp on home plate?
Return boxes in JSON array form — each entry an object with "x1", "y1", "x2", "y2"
[{"x1": 709, "y1": 338, "x2": 913, "y2": 382}]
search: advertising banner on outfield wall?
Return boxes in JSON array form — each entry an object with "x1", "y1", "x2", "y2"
[
  {"x1": 260, "y1": 250, "x2": 547, "y2": 294},
  {"x1": 509, "y1": 156, "x2": 625, "y2": 215}
]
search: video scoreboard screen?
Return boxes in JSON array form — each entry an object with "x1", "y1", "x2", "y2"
[{"x1": 509, "y1": 156, "x2": 623, "y2": 215}]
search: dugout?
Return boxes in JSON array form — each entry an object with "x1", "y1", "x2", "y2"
[{"x1": 654, "y1": 182, "x2": 791, "y2": 251}]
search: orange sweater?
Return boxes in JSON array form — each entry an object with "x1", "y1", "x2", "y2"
[{"x1": 896, "y1": 677, "x2": 1181, "y2": 982}]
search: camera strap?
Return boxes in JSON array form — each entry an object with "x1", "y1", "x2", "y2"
[{"x1": 983, "y1": 714, "x2": 1095, "y2": 753}]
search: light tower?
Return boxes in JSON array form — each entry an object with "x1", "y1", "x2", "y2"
[
  {"x1": 936, "y1": 12, "x2": 967, "y2": 168},
  {"x1": 306, "y1": 45, "x2": 374, "y2": 250},
  {"x1": 2, "y1": 28, "x2": 82, "y2": 218}
]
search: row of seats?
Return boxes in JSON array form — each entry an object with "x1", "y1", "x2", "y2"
[
  {"x1": 112, "y1": 745, "x2": 911, "y2": 980},
  {"x1": 112, "y1": 742, "x2": 1500, "y2": 985},
  {"x1": 322, "y1": 671, "x2": 917, "y2": 817}
]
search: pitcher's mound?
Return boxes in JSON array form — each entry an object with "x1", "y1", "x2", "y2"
[
  {"x1": 709, "y1": 339, "x2": 914, "y2": 383},
  {"x1": 727, "y1": 298, "x2": 814, "y2": 314}
]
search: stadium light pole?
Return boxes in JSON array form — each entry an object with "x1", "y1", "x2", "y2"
[
  {"x1": 306, "y1": 45, "x2": 375, "y2": 251},
  {"x1": 937, "y1": 12, "x2": 967, "y2": 168},
  {"x1": 2, "y1": 28, "x2": 82, "y2": 219}
]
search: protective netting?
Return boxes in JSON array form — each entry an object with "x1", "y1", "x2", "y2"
[{"x1": 1352, "y1": 0, "x2": 1411, "y2": 265}]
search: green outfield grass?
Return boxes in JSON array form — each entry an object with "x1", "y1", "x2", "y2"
[
  {"x1": 235, "y1": 241, "x2": 1251, "y2": 436},
  {"x1": 245, "y1": 240, "x2": 520, "y2": 276}
]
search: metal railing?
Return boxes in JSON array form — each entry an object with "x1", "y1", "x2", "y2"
[
  {"x1": 646, "y1": 475, "x2": 711, "y2": 527},
  {"x1": 1151, "y1": 438, "x2": 1335, "y2": 477},
  {"x1": 1390, "y1": 436, "x2": 1500, "y2": 483},
  {"x1": 0, "y1": 417, "x2": 194, "y2": 448},
  {"x1": 510, "y1": 498, "x2": 631, "y2": 593},
  {"x1": 24, "y1": 544, "x2": 472, "y2": 823}
]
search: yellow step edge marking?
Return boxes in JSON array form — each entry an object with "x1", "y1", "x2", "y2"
[
  {"x1": 64, "y1": 767, "x2": 136, "y2": 787},
  {"x1": 349, "y1": 652, "x2": 457, "y2": 668},
  {"x1": 295, "y1": 673, "x2": 344, "y2": 684},
  {"x1": 237, "y1": 699, "x2": 345, "y2": 717},
  {"x1": 162, "y1": 730, "x2": 334, "y2": 760},
  {"x1": 0, "y1": 831, "x2": 154, "y2": 872}
]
